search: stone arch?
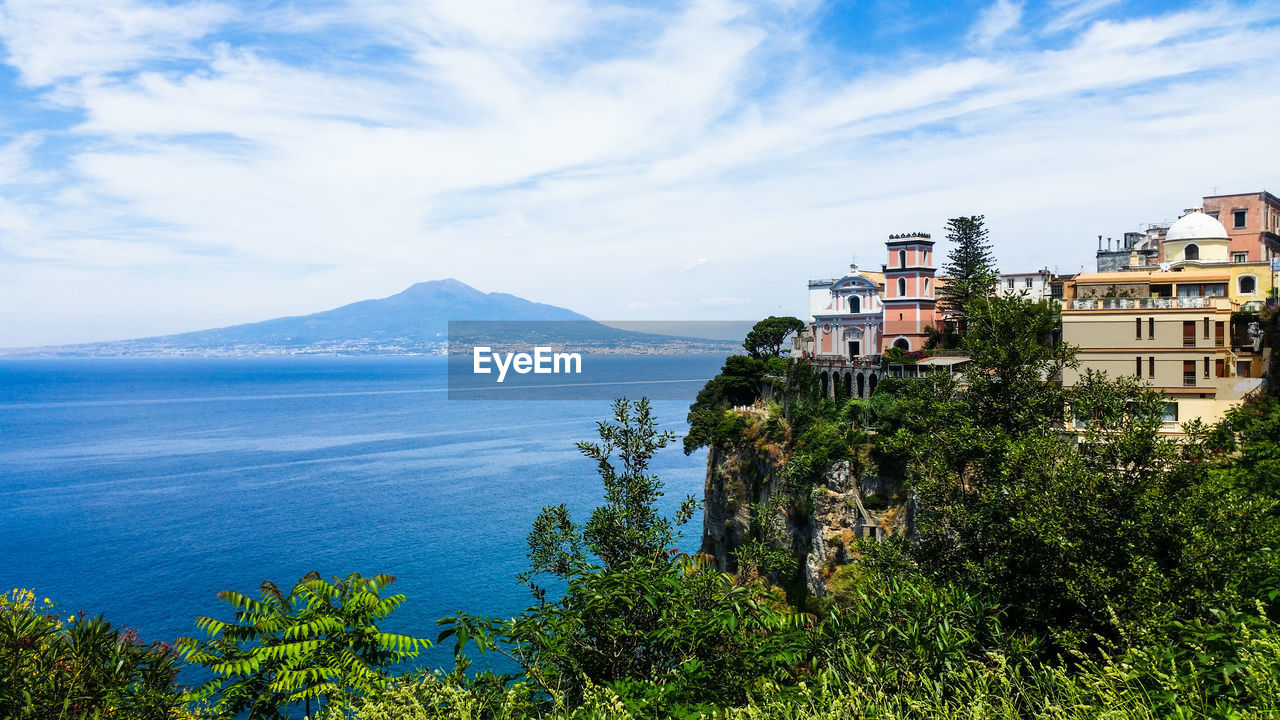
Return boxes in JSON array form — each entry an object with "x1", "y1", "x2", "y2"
[
  {"x1": 820, "y1": 371, "x2": 829, "y2": 398},
  {"x1": 856, "y1": 372, "x2": 866, "y2": 398},
  {"x1": 841, "y1": 372, "x2": 852, "y2": 399},
  {"x1": 869, "y1": 373, "x2": 878, "y2": 395},
  {"x1": 893, "y1": 337, "x2": 910, "y2": 351}
]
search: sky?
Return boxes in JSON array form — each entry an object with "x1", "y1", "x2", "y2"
[{"x1": 1, "y1": 0, "x2": 1278, "y2": 347}]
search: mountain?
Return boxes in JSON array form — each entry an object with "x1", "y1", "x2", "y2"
[{"x1": 4, "y1": 279, "x2": 738, "y2": 357}]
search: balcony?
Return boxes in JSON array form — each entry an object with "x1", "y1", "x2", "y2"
[
  {"x1": 1068, "y1": 297, "x2": 1211, "y2": 311},
  {"x1": 1183, "y1": 372, "x2": 1196, "y2": 387}
]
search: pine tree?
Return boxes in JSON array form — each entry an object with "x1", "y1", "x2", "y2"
[{"x1": 939, "y1": 215, "x2": 998, "y2": 334}]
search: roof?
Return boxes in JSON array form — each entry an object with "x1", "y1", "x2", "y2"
[
  {"x1": 1166, "y1": 211, "x2": 1229, "y2": 242},
  {"x1": 916, "y1": 356, "x2": 969, "y2": 367},
  {"x1": 1072, "y1": 270, "x2": 1230, "y2": 283}
]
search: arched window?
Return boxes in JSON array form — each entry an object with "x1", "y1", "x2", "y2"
[
  {"x1": 893, "y1": 338, "x2": 910, "y2": 351},
  {"x1": 898, "y1": 249, "x2": 907, "y2": 268},
  {"x1": 850, "y1": 295, "x2": 861, "y2": 313},
  {"x1": 1185, "y1": 244, "x2": 1200, "y2": 261},
  {"x1": 897, "y1": 277, "x2": 907, "y2": 296},
  {"x1": 923, "y1": 277, "x2": 930, "y2": 295},
  {"x1": 1239, "y1": 275, "x2": 1257, "y2": 294}
]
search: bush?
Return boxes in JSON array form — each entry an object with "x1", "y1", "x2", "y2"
[{"x1": 0, "y1": 589, "x2": 200, "y2": 720}]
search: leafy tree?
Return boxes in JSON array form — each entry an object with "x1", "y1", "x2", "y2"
[
  {"x1": 0, "y1": 589, "x2": 194, "y2": 720},
  {"x1": 742, "y1": 316, "x2": 805, "y2": 359},
  {"x1": 523, "y1": 398, "x2": 697, "y2": 584},
  {"x1": 683, "y1": 355, "x2": 779, "y2": 454},
  {"x1": 938, "y1": 215, "x2": 998, "y2": 334},
  {"x1": 879, "y1": 294, "x2": 1280, "y2": 653},
  {"x1": 438, "y1": 398, "x2": 811, "y2": 713},
  {"x1": 179, "y1": 572, "x2": 429, "y2": 719}
]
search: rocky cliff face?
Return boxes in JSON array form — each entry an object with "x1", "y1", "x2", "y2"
[{"x1": 700, "y1": 441, "x2": 907, "y2": 598}]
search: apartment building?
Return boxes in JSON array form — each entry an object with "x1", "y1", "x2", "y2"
[{"x1": 1062, "y1": 271, "x2": 1266, "y2": 432}]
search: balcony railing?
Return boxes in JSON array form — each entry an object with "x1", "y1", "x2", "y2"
[
  {"x1": 1183, "y1": 373, "x2": 1196, "y2": 387},
  {"x1": 1068, "y1": 297, "x2": 1211, "y2": 311}
]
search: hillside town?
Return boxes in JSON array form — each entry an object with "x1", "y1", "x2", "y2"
[{"x1": 794, "y1": 190, "x2": 1279, "y2": 433}]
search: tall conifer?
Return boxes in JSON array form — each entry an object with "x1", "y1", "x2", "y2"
[{"x1": 939, "y1": 215, "x2": 998, "y2": 334}]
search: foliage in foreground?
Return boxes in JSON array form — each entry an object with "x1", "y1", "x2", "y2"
[
  {"x1": 0, "y1": 589, "x2": 200, "y2": 720},
  {"x1": 178, "y1": 572, "x2": 429, "y2": 719}
]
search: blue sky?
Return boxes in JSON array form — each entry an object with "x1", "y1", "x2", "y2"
[{"x1": 1, "y1": 0, "x2": 1278, "y2": 346}]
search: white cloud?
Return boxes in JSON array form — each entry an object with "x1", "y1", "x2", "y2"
[
  {"x1": 2, "y1": 1, "x2": 1280, "y2": 345},
  {"x1": 1044, "y1": 0, "x2": 1124, "y2": 34},
  {"x1": 0, "y1": 0, "x2": 232, "y2": 86},
  {"x1": 969, "y1": 0, "x2": 1023, "y2": 49}
]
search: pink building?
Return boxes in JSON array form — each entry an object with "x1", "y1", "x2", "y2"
[
  {"x1": 881, "y1": 233, "x2": 940, "y2": 352},
  {"x1": 807, "y1": 265, "x2": 885, "y2": 360}
]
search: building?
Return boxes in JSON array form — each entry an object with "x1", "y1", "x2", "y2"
[
  {"x1": 996, "y1": 269, "x2": 1055, "y2": 302},
  {"x1": 1062, "y1": 268, "x2": 1267, "y2": 433},
  {"x1": 805, "y1": 266, "x2": 886, "y2": 359},
  {"x1": 1201, "y1": 190, "x2": 1280, "y2": 263},
  {"x1": 881, "y1": 233, "x2": 939, "y2": 352},
  {"x1": 1094, "y1": 190, "x2": 1280, "y2": 272}
]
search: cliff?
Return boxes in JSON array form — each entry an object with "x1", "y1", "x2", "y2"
[{"x1": 700, "y1": 423, "x2": 908, "y2": 598}]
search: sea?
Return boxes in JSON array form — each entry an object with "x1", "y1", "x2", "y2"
[{"x1": 0, "y1": 355, "x2": 725, "y2": 675}]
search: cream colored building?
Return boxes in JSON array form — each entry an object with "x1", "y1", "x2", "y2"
[{"x1": 1062, "y1": 271, "x2": 1267, "y2": 433}]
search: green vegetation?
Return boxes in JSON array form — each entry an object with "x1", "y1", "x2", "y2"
[
  {"x1": 0, "y1": 589, "x2": 200, "y2": 720},
  {"x1": 742, "y1": 316, "x2": 805, "y2": 359},
  {"x1": 178, "y1": 572, "x2": 429, "y2": 719},
  {"x1": 938, "y1": 215, "x2": 998, "y2": 335},
  {"x1": 5, "y1": 298, "x2": 1280, "y2": 718}
]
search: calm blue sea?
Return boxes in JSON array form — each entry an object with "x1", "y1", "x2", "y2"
[{"x1": 0, "y1": 355, "x2": 723, "y2": 675}]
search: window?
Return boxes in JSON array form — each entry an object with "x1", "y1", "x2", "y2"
[
  {"x1": 1233, "y1": 209, "x2": 1246, "y2": 228},
  {"x1": 923, "y1": 277, "x2": 930, "y2": 294},
  {"x1": 1183, "y1": 321, "x2": 1195, "y2": 347},
  {"x1": 1161, "y1": 402, "x2": 1178, "y2": 423},
  {"x1": 1234, "y1": 252, "x2": 1248, "y2": 263},
  {"x1": 1238, "y1": 360, "x2": 1252, "y2": 377},
  {"x1": 1135, "y1": 318, "x2": 1142, "y2": 339},
  {"x1": 899, "y1": 249, "x2": 907, "y2": 268},
  {"x1": 1185, "y1": 243, "x2": 1200, "y2": 261},
  {"x1": 1183, "y1": 360, "x2": 1196, "y2": 387},
  {"x1": 1025, "y1": 277, "x2": 1033, "y2": 288},
  {"x1": 1135, "y1": 356, "x2": 1143, "y2": 377},
  {"x1": 893, "y1": 338, "x2": 910, "y2": 351},
  {"x1": 1239, "y1": 275, "x2": 1257, "y2": 295},
  {"x1": 1204, "y1": 357, "x2": 1210, "y2": 379},
  {"x1": 849, "y1": 295, "x2": 861, "y2": 313},
  {"x1": 1215, "y1": 358, "x2": 1225, "y2": 377},
  {"x1": 1148, "y1": 317, "x2": 1155, "y2": 339},
  {"x1": 1007, "y1": 278, "x2": 1014, "y2": 289},
  {"x1": 1215, "y1": 321, "x2": 1225, "y2": 346},
  {"x1": 1148, "y1": 356, "x2": 1155, "y2": 378},
  {"x1": 1208, "y1": 211, "x2": 1219, "y2": 220},
  {"x1": 897, "y1": 277, "x2": 906, "y2": 296},
  {"x1": 1203, "y1": 317, "x2": 1210, "y2": 339}
]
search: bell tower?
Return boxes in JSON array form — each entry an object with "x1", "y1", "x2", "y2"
[{"x1": 881, "y1": 233, "x2": 937, "y2": 352}]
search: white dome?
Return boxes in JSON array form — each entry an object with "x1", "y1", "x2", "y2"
[{"x1": 1166, "y1": 211, "x2": 1229, "y2": 242}]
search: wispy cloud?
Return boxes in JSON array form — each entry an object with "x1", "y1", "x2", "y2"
[
  {"x1": 969, "y1": 0, "x2": 1023, "y2": 49},
  {"x1": 0, "y1": 1, "x2": 1279, "y2": 345}
]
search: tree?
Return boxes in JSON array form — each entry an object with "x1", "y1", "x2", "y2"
[
  {"x1": 438, "y1": 399, "x2": 810, "y2": 711},
  {"x1": 524, "y1": 398, "x2": 697, "y2": 583},
  {"x1": 178, "y1": 572, "x2": 429, "y2": 719},
  {"x1": 743, "y1": 316, "x2": 805, "y2": 359},
  {"x1": 0, "y1": 590, "x2": 192, "y2": 720},
  {"x1": 938, "y1": 215, "x2": 998, "y2": 334}
]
